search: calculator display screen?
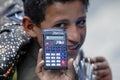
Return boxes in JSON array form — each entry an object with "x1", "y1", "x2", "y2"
[{"x1": 46, "y1": 36, "x2": 64, "y2": 40}]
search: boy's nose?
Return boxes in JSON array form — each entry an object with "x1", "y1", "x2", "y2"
[{"x1": 67, "y1": 25, "x2": 80, "y2": 42}]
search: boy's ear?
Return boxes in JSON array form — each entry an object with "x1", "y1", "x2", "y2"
[{"x1": 22, "y1": 16, "x2": 37, "y2": 37}]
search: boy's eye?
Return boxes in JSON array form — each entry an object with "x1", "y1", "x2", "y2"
[
  {"x1": 76, "y1": 19, "x2": 86, "y2": 28},
  {"x1": 54, "y1": 23, "x2": 67, "y2": 29}
]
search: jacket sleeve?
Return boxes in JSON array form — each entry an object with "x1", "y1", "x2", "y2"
[{"x1": 0, "y1": 22, "x2": 30, "y2": 80}]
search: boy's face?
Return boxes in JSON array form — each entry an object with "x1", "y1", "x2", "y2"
[{"x1": 24, "y1": 1, "x2": 86, "y2": 59}]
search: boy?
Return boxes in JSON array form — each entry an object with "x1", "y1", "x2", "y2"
[
  {"x1": 22, "y1": 0, "x2": 112, "y2": 80},
  {"x1": 0, "y1": 0, "x2": 111, "y2": 80}
]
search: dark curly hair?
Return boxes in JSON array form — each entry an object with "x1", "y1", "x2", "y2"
[{"x1": 22, "y1": 0, "x2": 89, "y2": 26}]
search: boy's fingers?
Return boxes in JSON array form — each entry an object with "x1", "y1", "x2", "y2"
[
  {"x1": 37, "y1": 48, "x2": 43, "y2": 63},
  {"x1": 94, "y1": 62, "x2": 109, "y2": 70},
  {"x1": 94, "y1": 68, "x2": 110, "y2": 77},
  {"x1": 35, "y1": 60, "x2": 44, "y2": 76},
  {"x1": 67, "y1": 58, "x2": 74, "y2": 73},
  {"x1": 91, "y1": 56, "x2": 106, "y2": 63}
]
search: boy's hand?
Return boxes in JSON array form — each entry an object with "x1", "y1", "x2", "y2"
[
  {"x1": 35, "y1": 49, "x2": 75, "y2": 80},
  {"x1": 91, "y1": 57, "x2": 112, "y2": 80}
]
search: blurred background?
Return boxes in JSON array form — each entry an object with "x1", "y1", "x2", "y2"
[
  {"x1": 83, "y1": 0, "x2": 120, "y2": 80},
  {"x1": 0, "y1": 0, "x2": 120, "y2": 80}
]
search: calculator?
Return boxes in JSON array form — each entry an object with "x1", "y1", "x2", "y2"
[{"x1": 42, "y1": 29, "x2": 68, "y2": 70}]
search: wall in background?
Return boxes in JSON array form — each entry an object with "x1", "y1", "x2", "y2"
[{"x1": 83, "y1": 0, "x2": 120, "y2": 80}]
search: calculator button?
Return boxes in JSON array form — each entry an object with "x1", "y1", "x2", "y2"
[
  {"x1": 45, "y1": 41, "x2": 50, "y2": 46},
  {"x1": 51, "y1": 57, "x2": 55, "y2": 59},
  {"x1": 46, "y1": 57, "x2": 50, "y2": 59},
  {"x1": 56, "y1": 57, "x2": 61, "y2": 59},
  {"x1": 46, "y1": 46, "x2": 50, "y2": 50},
  {"x1": 46, "y1": 63, "x2": 50, "y2": 66},
  {"x1": 53, "y1": 46, "x2": 56, "y2": 50},
  {"x1": 46, "y1": 48, "x2": 51, "y2": 52},
  {"x1": 46, "y1": 53, "x2": 50, "y2": 56},
  {"x1": 56, "y1": 53, "x2": 61, "y2": 56},
  {"x1": 56, "y1": 60, "x2": 61, "y2": 63},
  {"x1": 51, "y1": 47, "x2": 55, "y2": 52},
  {"x1": 56, "y1": 63, "x2": 61, "y2": 66},
  {"x1": 51, "y1": 60, "x2": 55, "y2": 63},
  {"x1": 51, "y1": 53, "x2": 55, "y2": 56},
  {"x1": 51, "y1": 63, "x2": 56, "y2": 66},
  {"x1": 62, "y1": 46, "x2": 66, "y2": 51},
  {"x1": 45, "y1": 42, "x2": 50, "y2": 48},
  {"x1": 61, "y1": 56, "x2": 66, "y2": 60},
  {"x1": 62, "y1": 53, "x2": 65, "y2": 56},
  {"x1": 46, "y1": 60, "x2": 50, "y2": 63},
  {"x1": 61, "y1": 60, "x2": 66, "y2": 66}
]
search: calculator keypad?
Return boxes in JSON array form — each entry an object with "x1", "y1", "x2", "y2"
[{"x1": 45, "y1": 40, "x2": 67, "y2": 68}]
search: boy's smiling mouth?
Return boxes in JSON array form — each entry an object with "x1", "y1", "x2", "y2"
[{"x1": 67, "y1": 43, "x2": 81, "y2": 58}]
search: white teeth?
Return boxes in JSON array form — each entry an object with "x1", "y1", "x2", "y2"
[{"x1": 68, "y1": 43, "x2": 80, "y2": 49}]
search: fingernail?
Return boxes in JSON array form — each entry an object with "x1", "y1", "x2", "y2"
[
  {"x1": 94, "y1": 65, "x2": 97, "y2": 70},
  {"x1": 39, "y1": 48, "x2": 42, "y2": 52},
  {"x1": 70, "y1": 58, "x2": 74, "y2": 61}
]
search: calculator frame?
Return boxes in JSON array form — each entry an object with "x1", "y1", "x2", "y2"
[{"x1": 42, "y1": 29, "x2": 68, "y2": 70}]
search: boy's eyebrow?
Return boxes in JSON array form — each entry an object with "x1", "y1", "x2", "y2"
[
  {"x1": 55, "y1": 16, "x2": 86, "y2": 24},
  {"x1": 54, "y1": 19, "x2": 69, "y2": 24},
  {"x1": 77, "y1": 16, "x2": 86, "y2": 20}
]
